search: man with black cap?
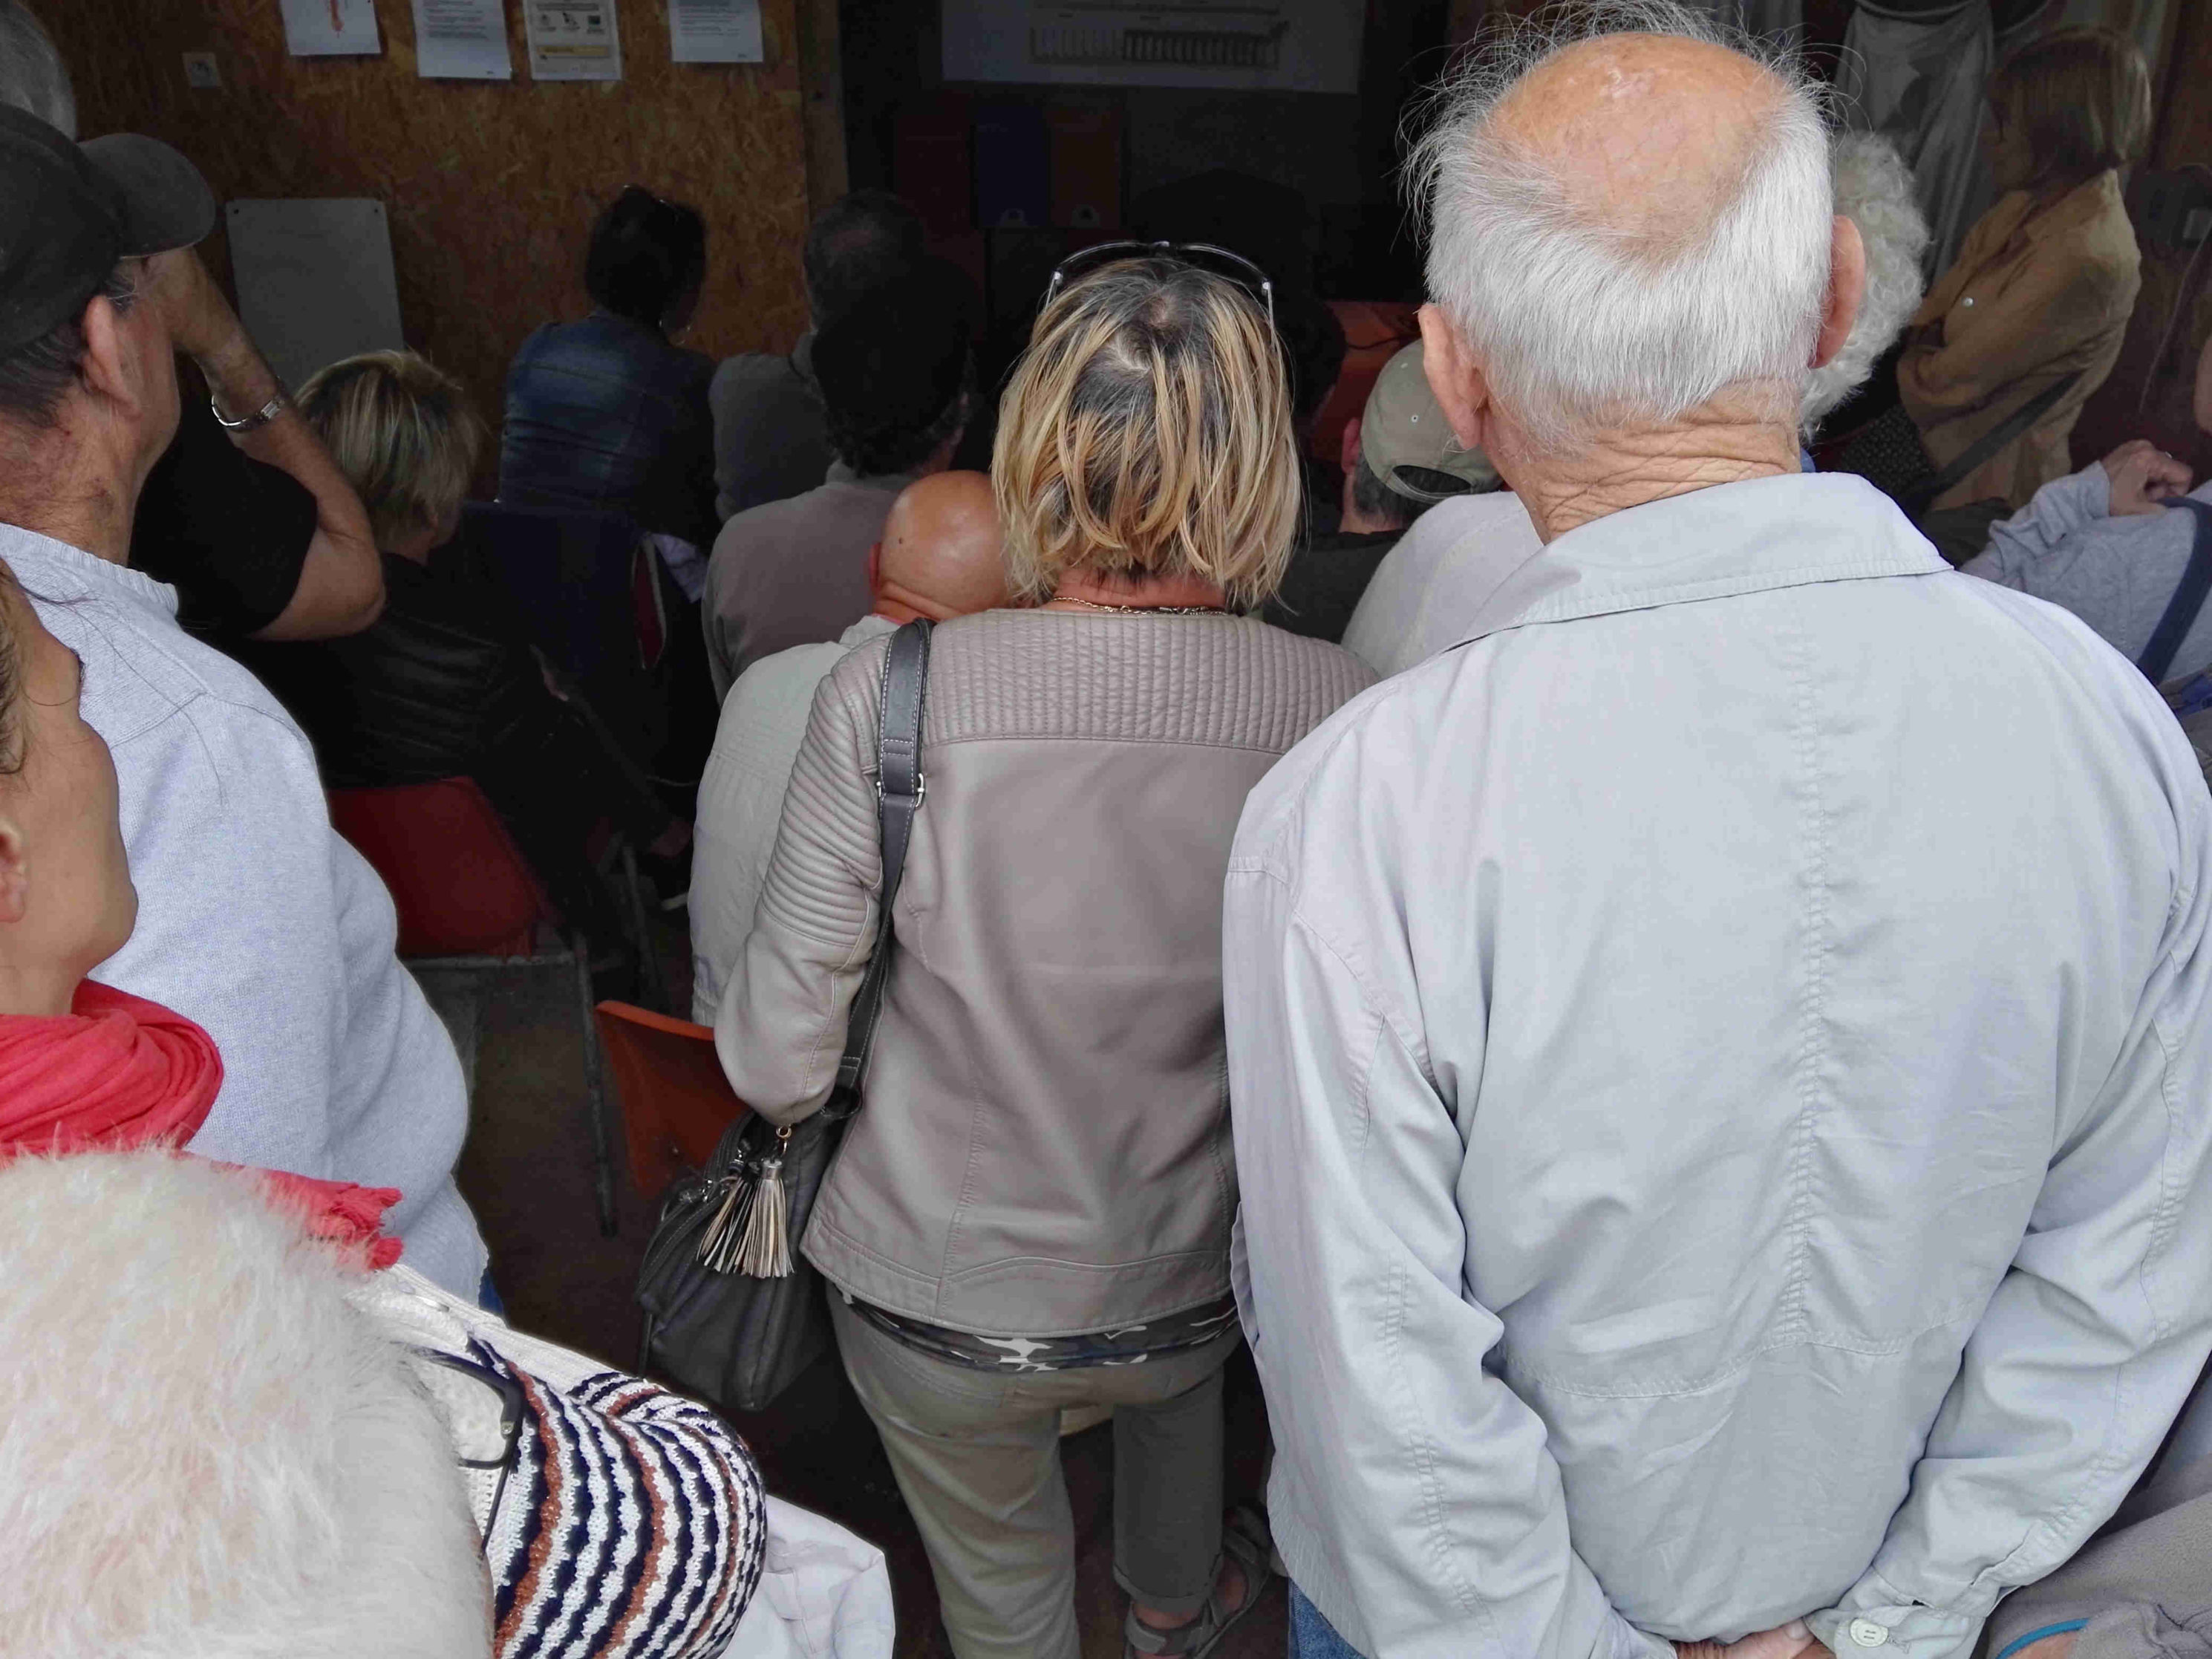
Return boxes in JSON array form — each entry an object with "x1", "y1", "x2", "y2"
[
  {"x1": 0, "y1": 0, "x2": 383, "y2": 645},
  {"x1": 702, "y1": 264, "x2": 975, "y2": 697},
  {"x1": 0, "y1": 106, "x2": 486, "y2": 1300}
]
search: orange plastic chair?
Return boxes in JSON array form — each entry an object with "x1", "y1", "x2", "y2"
[
  {"x1": 328, "y1": 778, "x2": 618, "y2": 1233},
  {"x1": 592, "y1": 1001, "x2": 750, "y2": 1205}
]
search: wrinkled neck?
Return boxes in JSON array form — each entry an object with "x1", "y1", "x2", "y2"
[{"x1": 1507, "y1": 395, "x2": 1801, "y2": 543}]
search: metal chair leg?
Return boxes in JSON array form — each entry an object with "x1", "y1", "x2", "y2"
[
  {"x1": 619, "y1": 839, "x2": 673, "y2": 1014},
  {"x1": 572, "y1": 939, "x2": 617, "y2": 1236}
]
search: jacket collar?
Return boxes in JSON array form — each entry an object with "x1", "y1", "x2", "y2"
[
  {"x1": 2023, "y1": 170, "x2": 2125, "y2": 245},
  {"x1": 1451, "y1": 472, "x2": 1947, "y2": 649},
  {"x1": 1973, "y1": 172, "x2": 2124, "y2": 258}
]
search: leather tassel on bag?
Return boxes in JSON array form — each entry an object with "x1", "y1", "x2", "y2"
[
  {"x1": 696, "y1": 1161, "x2": 759, "y2": 1274},
  {"x1": 736, "y1": 1142, "x2": 792, "y2": 1277}
]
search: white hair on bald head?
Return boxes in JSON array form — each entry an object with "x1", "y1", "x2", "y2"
[
  {"x1": 1802, "y1": 131, "x2": 1928, "y2": 428},
  {"x1": 1406, "y1": 0, "x2": 1836, "y2": 455},
  {"x1": 0, "y1": 1, "x2": 74, "y2": 137}
]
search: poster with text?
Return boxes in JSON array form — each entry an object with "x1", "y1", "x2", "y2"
[
  {"x1": 414, "y1": 0, "x2": 515, "y2": 77},
  {"x1": 667, "y1": 0, "x2": 761, "y2": 63},
  {"x1": 281, "y1": 0, "x2": 383, "y2": 56},
  {"x1": 526, "y1": 0, "x2": 622, "y2": 79}
]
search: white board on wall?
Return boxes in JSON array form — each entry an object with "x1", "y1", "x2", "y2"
[
  {"x1": 226, "y1": 199, "x2": 405, "y2": 394},
  {"x1": 944, "y1": 0, "x2": 1363, "y2": 93},
  {"x1": 280, "y1": 0, "x2": 383, "y2": 56}
]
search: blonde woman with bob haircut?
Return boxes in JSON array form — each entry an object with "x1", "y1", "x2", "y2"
[
  {"x1": 239, "y1": 350, "x2": 687, "y2": 956},
  {"x1": 717, "y1": 255, "x2": 1373, "y2": 1659},
  {"x1": 1901, "y1": 26, "x2": 2150, "y2": 511}
]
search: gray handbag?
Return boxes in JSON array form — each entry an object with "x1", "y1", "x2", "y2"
[{"x1": 635, "y1": 617, "x2": 932, "y2": 1414}]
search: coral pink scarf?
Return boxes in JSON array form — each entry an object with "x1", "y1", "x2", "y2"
[{"x1": 0, "y1": 982, "x2": 402, "y2": 1268}]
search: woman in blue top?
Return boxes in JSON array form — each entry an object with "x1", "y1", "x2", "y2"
[{"x1": 499, "y1": 186, "x2": 719, "y2": 548}]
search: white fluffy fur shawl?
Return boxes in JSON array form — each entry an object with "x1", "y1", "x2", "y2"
[{"x1": 0, "y1": 1148, "x2": 492, "y2": 1657}]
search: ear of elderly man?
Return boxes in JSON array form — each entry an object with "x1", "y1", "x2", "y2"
[{"x1": 1227, "y1": 15, "x2": 2212, "y2": 1659}]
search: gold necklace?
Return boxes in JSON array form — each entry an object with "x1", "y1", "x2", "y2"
[{"x1": 1051, "y1": 597, "x2": 1227, "y2": 615}]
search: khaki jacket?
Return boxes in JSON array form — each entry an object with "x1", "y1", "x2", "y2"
[
  {"x1": 1900, "y1": 172, "x2": 2140, "y2": 510},
  {"x1": 716, "y1": 608, "x2": 1373, "y2": 1337}
]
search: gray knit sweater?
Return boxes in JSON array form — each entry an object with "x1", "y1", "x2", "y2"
[{"x1": 1966, "y1": 463, "x2": 2212, "y2": 681}]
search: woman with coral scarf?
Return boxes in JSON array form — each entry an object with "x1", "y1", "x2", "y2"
[{"x1": 0, "y1": 561, "x2": 398, "y2": 1263}]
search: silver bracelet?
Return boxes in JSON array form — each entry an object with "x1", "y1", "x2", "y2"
[{"x1": 210, "y1": 388, "x2": 289, "y2": 433}]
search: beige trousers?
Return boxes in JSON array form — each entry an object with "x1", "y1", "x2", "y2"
[{"x1": 829, "y1": 1294, "x2": 1238, "y2": 1659}]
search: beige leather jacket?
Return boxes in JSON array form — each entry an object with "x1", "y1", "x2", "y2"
[
  {"x1": 716, "y1": 608, "x2": 1373, "y2": 1337},
  {"x1": 1901, "y1": 171, "x2": 2141, "y2": 511}
]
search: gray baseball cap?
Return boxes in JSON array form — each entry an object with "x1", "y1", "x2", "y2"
[
  {"x1": 0, "y1": 104, "x2": 215, "y2": 356},
  {"x1": 1360, "y1": 341, "x2": 1500, "y2": 502}
]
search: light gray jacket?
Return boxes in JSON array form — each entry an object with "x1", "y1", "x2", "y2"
[
  {"x1": 1966, "y1": 464, "x2": 2212, "y2": 682},
  {"x1": 717, "y1": 607, "x2": 1371, "y2": 1337},
  {"x1": 1224, "y1": 473, "x2": 2212, "y2": 1659}
]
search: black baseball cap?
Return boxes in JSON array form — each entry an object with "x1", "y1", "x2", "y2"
[{"x1": 0, "y1": 105, "x2": 216, "y2": 356}]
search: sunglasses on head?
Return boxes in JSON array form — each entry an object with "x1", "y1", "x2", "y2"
[{"x1": 1043, "y1": 240, "x2": 1276, "y2": 330}]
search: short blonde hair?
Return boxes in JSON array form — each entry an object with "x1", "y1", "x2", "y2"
[
  {"x1": 992, "y1": 258, "x2": 1300, "y2": 609},
  {"x1": 296, "y1": 350, "x2": 485, "y2": 550},
  {"x1": 1991, "y1": 27, "x2": 2150, "y2": 187}
]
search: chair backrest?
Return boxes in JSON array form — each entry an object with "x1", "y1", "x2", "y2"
[
  {"x1": 328, "y1": 778, "x2": 546, "y2": 959},
  {"x1": 1308, "y1": 299, "x2": 1423, "y2": 463},
  {"x1": 593, "y1": 1001, "x2": 749, "y2": 1202},
  {"x1": 459, "y1": 501, "x2": 665, "y2": 760}
]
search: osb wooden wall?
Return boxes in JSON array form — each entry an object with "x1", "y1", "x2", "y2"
[{"x1": 39, "y1": 0, "x2": 812, "y2": 442}]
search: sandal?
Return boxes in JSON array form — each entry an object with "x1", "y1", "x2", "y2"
[{"x1": 1124, "y1": 1507, "x2": 1278, "y2": 1658}]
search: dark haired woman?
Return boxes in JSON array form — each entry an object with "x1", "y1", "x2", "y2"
[
  {"x1": 500, "y1": 185, "x2": 718, "y2": 547},
  {"x1": 1900, "y1": 27, "x2": 2148, "y2": 511}
]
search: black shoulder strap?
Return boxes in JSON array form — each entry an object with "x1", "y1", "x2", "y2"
[
  {"x1": 2138, "y1": 500, "x2": 2212, "y2": 685},
  {"x1": 833, "y1": 618, "x2": 933, "y2": 1100},
  {"x1": 1904, "y1": 370, "x2": 2084, "y2": 516}
]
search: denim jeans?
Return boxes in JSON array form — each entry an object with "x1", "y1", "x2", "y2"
[{"x1": 1290, "y1": 1585, "x2": 1368, "y2": 1659}]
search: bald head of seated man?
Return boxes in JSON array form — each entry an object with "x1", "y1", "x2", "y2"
[
  {"x1": 689, "y1": 469, "x2": 1009, "y2": 1020},
  {"x1": 866, "y1": 468, "x2": 1011, "y2": 622}
]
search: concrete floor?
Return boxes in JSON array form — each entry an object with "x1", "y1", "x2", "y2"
[{"x1": 443, "y1": 930, "x2": 1289, "y2": 1659}]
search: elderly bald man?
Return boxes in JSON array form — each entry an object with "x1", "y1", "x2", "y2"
[
  {"x1": 690, "y1": 469, "x2": 1008, "y2": 1020},
  {"x1": 1224, "y1": 9, "x2": 2212, "y2": 1659}
]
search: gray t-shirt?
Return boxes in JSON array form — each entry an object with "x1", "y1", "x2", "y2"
[
  {"x1": 708, "y1": 336, "x2": 837, "y2": 523},
  {"x1": 701, "y1": 464, "x2": 915, "y2": 698},
  {"x1": 4, "y1": 527, "x2": 486, "y2": 1297}
]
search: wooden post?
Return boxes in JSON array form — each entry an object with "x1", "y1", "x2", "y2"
[{"x1": 793, "y1": 0, "x2": 849, "y2": 218}]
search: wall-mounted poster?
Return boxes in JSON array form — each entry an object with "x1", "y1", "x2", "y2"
[
  {"x1": 281, "y1": 0, "x2": 383, "y2": 56},
  {"x1": 414, "y1": 0, "x2": 515, "y2": 79},
  {"x1": 668, "y1": 0, "x2": 762, "y2": 63},
  {"x1": 526, "y1": 0, "x2": 622, "y2": 79},
  {"x1": 943, "y1": 0, "x2": 1361, "y2": 93}
]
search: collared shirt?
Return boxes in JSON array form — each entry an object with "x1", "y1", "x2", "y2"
[
  {"x1": 1340, "y1": 490, "x2": 1543, "y2": 677},
  {"x1": 2, "y1": 527, "x2": 486, "y2": 1298},
  {"x1": 1967, "y1": 463, "x2": 2212, "y2": 682},
  {"x1": 691, "y1": 612, "x2": 898, "y2": 1023},
  {"x1": 701, "y1": 463, "x2": 915, "y2": 698},
  {"x1": 1224, "y1": 472, "x2": 2212, "y2": 1659}
]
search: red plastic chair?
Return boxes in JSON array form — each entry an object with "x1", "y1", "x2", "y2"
[
  {"x1": 327, "y1": 778, "x2": 619, "y2": 1233},
  {"x1": 1309, "y1": 299, "x2": 1424, "y2": 463},
  {"x1": 591, "y1": 1002, "x2": 749, "y2": 1204}
]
